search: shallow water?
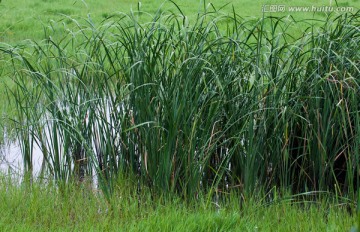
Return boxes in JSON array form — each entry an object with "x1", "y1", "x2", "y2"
[{"x1": 0, "y1": 136, "x2": 43, "y2": 178}]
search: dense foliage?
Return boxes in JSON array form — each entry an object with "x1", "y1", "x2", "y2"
[{"x1": 1, "y1": 7, "x2": 360, "y2": 201}]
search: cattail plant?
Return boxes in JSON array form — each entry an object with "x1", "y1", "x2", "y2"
[{"x1": 1, "y1": 4, "x2": 359, "y2": 201}]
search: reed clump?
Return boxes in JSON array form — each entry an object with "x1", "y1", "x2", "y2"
[{"x1": 1, "y1": 5, "x2": 360, "y2": 201}]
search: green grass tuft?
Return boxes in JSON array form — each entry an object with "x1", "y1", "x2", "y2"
[{"x1": 1, "y1": 6, "x2": 359, "y2": 201}]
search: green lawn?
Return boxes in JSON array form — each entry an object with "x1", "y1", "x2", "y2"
[
  {"x1": 0, "y1": 0, "x2": 359, "y2": 43},
  {"x1": 0, "y1": 177, "x2": 357, "y2": 231}
]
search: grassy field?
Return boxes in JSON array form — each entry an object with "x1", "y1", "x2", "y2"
[
  {"x1": 0, "y1": 0, "x2": 359, "y2": 43},
  {"x1": 0, "y1": 176, "x2": 357, "y2": 231},
  {"x1": 1, "y1": 0, "x2": 360, "y2": 231}
]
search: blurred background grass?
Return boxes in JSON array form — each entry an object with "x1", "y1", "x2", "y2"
[{"x1": 0, "y1": 0, "x2": 359, "y2": 43}]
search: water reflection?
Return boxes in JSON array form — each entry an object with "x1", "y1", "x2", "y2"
[{"x1": 0, "y1": 138, "x2": 43, "y2": 177}]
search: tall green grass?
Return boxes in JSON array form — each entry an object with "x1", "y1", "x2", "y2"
[
  {"x1": 0, "y1": 175, "x2": 356, "y2": 231},
  {"x1": 1, "y1": 5, "x2": 360, "y2": 201}
]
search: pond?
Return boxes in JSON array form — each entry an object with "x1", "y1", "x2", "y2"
[{"x1": 0, "y1": 129, "x2": 43, "y2": 179}]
